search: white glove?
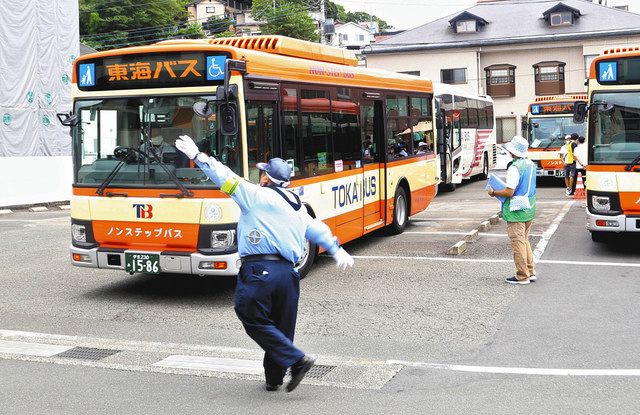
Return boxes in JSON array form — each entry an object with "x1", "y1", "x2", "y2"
[
  {"x1": 176, "y1": 135, "x2": 200, "y2": 160},
  {"x1": 332, "y1": 247, "x2": 354, "y2": 271}
]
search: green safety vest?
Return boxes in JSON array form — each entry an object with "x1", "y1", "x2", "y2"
[{"x1": 502, "y1": 158, "x2": 537, "y2": 223}]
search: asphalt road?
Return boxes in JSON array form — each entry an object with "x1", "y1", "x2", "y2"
[{"x1": 1, "y1": 175, "x2": 639, "y2": 414}]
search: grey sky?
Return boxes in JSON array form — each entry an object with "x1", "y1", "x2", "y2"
[{"x1": 332, "y1": 0, "x2": 640, "y2": 31}]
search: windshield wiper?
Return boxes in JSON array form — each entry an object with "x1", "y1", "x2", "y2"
[
  {"x1": 625, "y1": 153, "x2": 640, "y2": 171},
  {"x1": 96, "y1": 147, "x2": 143, "y2": 196}
]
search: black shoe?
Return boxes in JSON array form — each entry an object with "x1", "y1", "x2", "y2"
[
  {"x1": 265, "y1": 382, "x2": 280, "y2": 392},
  {"x1": 286, "y1": 355, "x2": 315, "y2": 392}
]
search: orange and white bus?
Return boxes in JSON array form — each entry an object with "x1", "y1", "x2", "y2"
[
  {"x1": 434, "y1": 83, "x2": 496, "y2": 191},
  {"x1": 573, "y1": 47, "x2": 640, "y2": 242},
  {"x1": 61, "y1": 36, "x2": 438, "y2": 277},
  {"x1": 524, "y1": 94, "x2": 587, "y2": 179}
]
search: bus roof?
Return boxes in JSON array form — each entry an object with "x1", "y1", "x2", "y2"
[
  {"x1": 589, "y1": 47, "x2": 640, "y2": 79},
  {"x1": 531, "y1": 94, "x2": 587, "y2": 104},
  {"x1": 432, "y1": 82, "x2": 492, "y2": 102},
  {"x1": 73, "y1": 36, "x2": 433, "y2": 94}
]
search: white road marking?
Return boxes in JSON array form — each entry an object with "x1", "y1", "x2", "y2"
[
  {"x1": 387, "y1": 360, "x2": 640, "y2": 377},
  {"x1": 533, "y1": 200, "x2": 574, "y2": 261},
  {"x1": 153, "y1": 355, "x2": 264, "y2": 375},
  {"x1": 405, "y1": 231, "x2": 543, "y2": 237},
  {"x1": 0, "y1": 340, "x2": 71, "y2": 357},
  {"x1": 350, "y1": 255, "x2": 640, "y2": 268}
]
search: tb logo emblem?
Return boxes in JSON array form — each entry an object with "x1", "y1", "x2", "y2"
[{"x1": 133, "y1": 204, "x2": 153, "y2": 219}]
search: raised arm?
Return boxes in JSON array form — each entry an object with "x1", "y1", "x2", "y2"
[
  {"x1": 176, "y1": 135, "x2": 259, "y2": 212},
  {"x1": 304, "y1": 215, "x2": 354, "y2": 270}
]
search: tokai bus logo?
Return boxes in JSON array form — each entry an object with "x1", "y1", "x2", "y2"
[{"x1": 133, "y1": 204, "x2": 153, "y2": 219}]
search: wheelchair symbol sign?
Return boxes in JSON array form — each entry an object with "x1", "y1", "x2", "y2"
[
  {"x1": 531, "y1": 105, "x2": 540, "y2": 114},
  {"x1": 206, "y1": 56, "x2": 226, "y2": 81}
]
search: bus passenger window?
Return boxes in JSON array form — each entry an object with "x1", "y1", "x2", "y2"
[{"x1": 301, "y1": 89, "x2": 333, "y2": 176}]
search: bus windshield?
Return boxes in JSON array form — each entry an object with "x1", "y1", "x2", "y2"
[
  {"x1": 589, "y1": 92, "x2": 640, "y2": 164},
  {"x1": 72, "y1": 95, "x2": 241, "y2": 188},
  {"x1": 529, "y1": 116, "x2": 586, "y2": 149}
]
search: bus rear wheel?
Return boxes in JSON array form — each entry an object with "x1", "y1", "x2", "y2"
[{"x1": 387, "y1": 186, "x2": 409, "y2": 235}]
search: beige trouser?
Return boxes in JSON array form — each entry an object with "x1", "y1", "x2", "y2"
[{"x1": 506, "y1": 221, "x2": 536, "y2": 281}]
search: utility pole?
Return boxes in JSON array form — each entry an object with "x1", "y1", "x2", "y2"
[{"x1": 320, "y1": 0, "x2": 326, "y2": 44}]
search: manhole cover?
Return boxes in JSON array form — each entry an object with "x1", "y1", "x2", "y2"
[
  {"x1": 55, "y1": 347, "x2": 120, "y2": 361},
  {"x1": 305, "y1": 364, "x2": 336, "y2": 379}
]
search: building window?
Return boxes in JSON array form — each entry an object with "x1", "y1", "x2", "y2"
[
  {"x1": 533, "y1": 61, "x2": 566, "y2": 95},
  {"x1": 206, "y1": 6, "x2": 215, "y2": 13},
  {"x1": 485, "y1": 64, "x2": 516, "y2": 97},
  {"x1": 341, "y1": 33, "x2": 348, "y2": 41},
  {"x1": 357, "y1": 34, "x2": 365, "y2": 41},
  {"x1": 456, "y1": 20, "x2": 477, "y2": 33},
  {"x1": 441, "y1": 68, "x2": 467, "y2": 84},
  {"x1": 584, "y1": 54, "x2": 597, "y2": 78},
  {"x1": 550, "y1": 12, "x2": 572, "y2": 26}
]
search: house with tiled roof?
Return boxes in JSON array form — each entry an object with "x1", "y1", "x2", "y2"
[{"x1": 364, "y1": 0, "x2": 640, "y2": 141}]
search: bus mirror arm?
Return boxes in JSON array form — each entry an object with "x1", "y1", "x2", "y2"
[{"x1": 57, "y1": 112, "x2": 78, "y2": 127}]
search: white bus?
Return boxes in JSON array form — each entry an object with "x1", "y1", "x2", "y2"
[{"x1": 434, "y1": 83, "x2": 496, "y2": 191}]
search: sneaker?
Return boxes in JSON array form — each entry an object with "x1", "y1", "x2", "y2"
[
  {"x1": 529, "y1": 274, "x2": 537, "y2": 282},
  {"x1": 286, "y1": 355, "x2": 315, "y2": 392},
  {"x1": 565, "y1": 188, "x2": 570, "y2": 195},
  {"x1": 505, "y1": 276, "x2": 530, "y2": 285}
]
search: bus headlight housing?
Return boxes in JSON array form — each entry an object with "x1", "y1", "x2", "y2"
[
  {"x1": 72, "y1": 224, "x2": 87, "y2": 242},
  {"x1": 591, "y1": 195, "x2": 611, "y2": 212},
  {"x1": 211, "y1": 230, "x2": 235, "y2": 250}
]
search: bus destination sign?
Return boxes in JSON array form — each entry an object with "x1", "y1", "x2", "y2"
[
  {"x1": 530, "y1": 103, "x2": 574, "y2": 115},
  {"x1": 76, "y1": 52, "x2": 230, "y2": 91},
  {"x1": 597, "y1": 57, "x2": 640, "y2": 85}
]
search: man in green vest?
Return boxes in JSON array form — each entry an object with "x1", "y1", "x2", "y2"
[{"x1": 488, "y1": 135, "x2": 537, "y2": 285}]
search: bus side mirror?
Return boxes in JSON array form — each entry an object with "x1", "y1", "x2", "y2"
[
  {"x1": 573, "y1": 101, "x2": 587, "y2": 123},
  {"x1": 57, "y1": 112, "x2": 78, "y2": 127},
  {"x1": 219, "y1": 103, "x2": 238, "y2": 136},
  {"x1": 521, "y1": 121, "x2": 528, "y2": 131}
]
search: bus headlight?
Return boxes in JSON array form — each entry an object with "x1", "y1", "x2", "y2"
[
  {"x1": 71, "y1": 224, "x2": 87, "y2": 242},
  {"x1": 591, "y1": 195, "x2": 611, "y2": 212},
  {"x1": 211, "y1": 230, "x2": 235, "y2": 250}
]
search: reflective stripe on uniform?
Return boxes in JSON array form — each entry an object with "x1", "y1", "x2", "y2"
[{"x1": 221, "y1": 177, "x2": 240, "y2": 195}]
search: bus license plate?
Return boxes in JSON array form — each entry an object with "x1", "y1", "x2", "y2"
[
  {"x1": 555, "y1": 170, "x2": 565, "y2": 178},
  {"x1": 125, "y1": 253, "x2": 160, "y2": 274}
]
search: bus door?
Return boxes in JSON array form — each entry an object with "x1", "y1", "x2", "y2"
[
  {"x1": 435, "y1": 99, "x2": 450, "y2": 186},
  {"x1": 360, "y1": 100, "x2": 385, "y2": 231},
  {"x1": 450, "y1": 109, "x2": 463, "y2": 184},
  {"x1": 246, "y1": 101, "x2": 275, "y2": 182}
]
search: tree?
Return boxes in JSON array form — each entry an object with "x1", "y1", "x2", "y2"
[
  {"x1": 251, "y1": 0, "x2": 319, "y2": 42},
  {"x1": 325, "y1": 0, "x2": 347, "y2": 22},
  {"x1": 344, "y1": 11, "x2": 393, "y2": 33},
  {"x1": 79, "y1": 0, "x2": 200, "y2": 50}
]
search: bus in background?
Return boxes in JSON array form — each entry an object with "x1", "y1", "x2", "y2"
[
  {"x1": 523, "y1": 94, "x2": 587, "y2": 180},
  {"x1": 434, "y1": 83, "x2": 496, "y2": 192},
  {"x1": 573, "y1": 47, "x2": 640, "y2": 242},
  {"x1": 61, "y1": 36, "x2": 439, "y2": 278}
]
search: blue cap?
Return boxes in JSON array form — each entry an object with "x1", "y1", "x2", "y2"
[{"x1": 256, "y1": 158, "x2": 291, "y2": 187}]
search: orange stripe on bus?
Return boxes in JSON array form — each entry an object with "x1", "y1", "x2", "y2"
[
  {"x1": 72, "y1": 187, "x2": 229, "y2": 199},
  {"x1": 587, "y1": 165, "x2": 631, "y2": 172}
]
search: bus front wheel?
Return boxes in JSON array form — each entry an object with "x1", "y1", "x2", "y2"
[
  {"x1": 295, "y1": 238, "x2": 317, "y2": 279},
  {"x1": 387, "y1": 186, "x2": 409, "y2": 235}
]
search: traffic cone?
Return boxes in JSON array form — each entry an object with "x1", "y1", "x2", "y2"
[{"x1": 573, "y1": 172, "x2": 586, "y2": 199}]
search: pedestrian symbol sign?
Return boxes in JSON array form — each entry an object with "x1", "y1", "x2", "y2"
[
  {"x1": 599, "y1": 62, "x2": 617, "y2": 82},
  {"x1": 79, "y1": 64, "x2": 95, "y2": 87}
]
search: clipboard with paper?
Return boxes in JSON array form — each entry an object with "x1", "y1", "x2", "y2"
[{"x1": 485, "y1": 173, "x2": 507, "y2": 204}]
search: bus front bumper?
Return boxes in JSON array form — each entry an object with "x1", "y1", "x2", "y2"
[
  {"x1": 586, "y1": 212, "x2": 640, "y2": 233},
  {"x1": 70, "y1": 245, "x2": 241, "y2": 276}
]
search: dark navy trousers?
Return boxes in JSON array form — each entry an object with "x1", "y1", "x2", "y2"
[{"x1": 234, "y1": 259, "x2": 305, "y2": 385}]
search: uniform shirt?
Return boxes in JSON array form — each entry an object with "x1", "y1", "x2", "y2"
[
  {"x1": 195, "y1": 154, "x2": 339, "y2": 263},
  {"x1": 505, "y1": 163, "x2": 520, "y2": 189}
]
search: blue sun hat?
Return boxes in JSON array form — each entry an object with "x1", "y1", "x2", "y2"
[
  {"x1": 256, "y1": 158, "x2": 292, "y2": 187},
  {"x1": 504, "y1": 135, "x2": 529, "y2": 158}
]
